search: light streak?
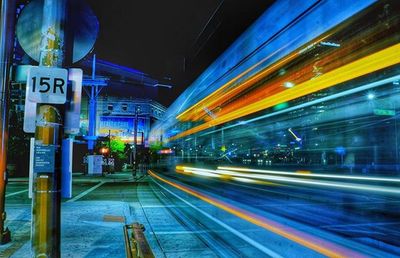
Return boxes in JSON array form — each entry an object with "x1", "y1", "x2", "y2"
[
  {"x1": 203, "y1": 106, "x2": 216, "y2": 119},
  {"x1": 176, "y1": 37, "x2": 305, "y2": 121},
  {"x1": 177, "y1": 166, "x2": 400, "y2": 194},
  {"x1": 288, "y1": 128, "x2": 301, "y2": 142},
  {"x1": 177, "y1": 27, "x2": 381, "y2": 123},
  {"x1": 177, "y1": 166, "x2": 278, "y2": 185},
  {"x1": 169, "y1": 43, "x2": 400, "y2": 141},
  {"x1": 177, "y1": 166, "x2": 221, "y2": 178},
  {"x1": 179, "y1": 34, "x2": 335, "y2": 122},
  {"x1": 232, "y1": 177, "x2": 258, "y2": 184},
  {"x1": 214, "y1": 170, "x2": 400, "y2": 195},
  {"x1": 149, "y1": 170, "x2": 367, "y2": 258},
  {"x1": 320, "y1": 41, "x2": 341, "y2": 47},
  {"x1": 197, "y1": 74, "x2": 400, "y2": 138},
  {"x1": 183, "y1": 168, "x2": 220, "y2": 178},
  {"x1": 150, "y1": 175, "x2": 284, "y2": 257},
  {"x1": 218, "y1": 166, "x2": 400, "y2": 183}
]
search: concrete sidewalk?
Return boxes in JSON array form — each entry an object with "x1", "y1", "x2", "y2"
[
  {"x1": 1, "y1": 172, "x2": 137, "y2": 257},
  {"x1": 3, "y1": 201, "x2": 130, "y2": 258},
  {"x1": 1, "y1": 172, "x2": 218, "y2": 257}
]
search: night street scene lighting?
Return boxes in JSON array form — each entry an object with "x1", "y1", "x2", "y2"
[{"x1": 1, "y1": 0, "x2": 400, "y2": 257}]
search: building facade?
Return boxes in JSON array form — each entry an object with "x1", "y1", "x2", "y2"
[{"x1": 81, "y1": 96, "x2": 165, "y2": 147}]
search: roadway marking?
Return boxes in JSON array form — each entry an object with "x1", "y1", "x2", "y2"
[
  {"x1": 66, "y1": 181, "x2": 106, "y2": 203},
  {"x1": 150, "y1": 176, "x2": 284, "y2": 258},
  {"x1": 6, "y1": 189, "x2": 28, "y2": 197}
]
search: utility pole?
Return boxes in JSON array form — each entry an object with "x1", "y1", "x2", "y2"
[
  {"x1": 133, "y1": 107, "x2": 138, "y2": 172},
  {"x1": 31, "y1": 0, "x2": 68, "y2": 256},
  {"x1": 0, "y1": 0, "x2": 16, "y2": 244},
  {"x1": 107, "y1": 129, "x2": 111, "y2": 174},
  {"x1": 87, "y1": 54, "x2": 97, "y2": 154}
]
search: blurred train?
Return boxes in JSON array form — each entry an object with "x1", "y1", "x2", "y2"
[{"x1": 150, "y1": 0, "x2": 400, "y2": 175}]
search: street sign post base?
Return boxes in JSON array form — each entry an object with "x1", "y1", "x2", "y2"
[{"x1": 0, "y1": 227, "x2": 11, "y2": 244}]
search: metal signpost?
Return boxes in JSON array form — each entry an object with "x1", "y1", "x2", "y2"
[
  {"x1": 32, "y1": 104, "x2": 63, "y2": 257},
  {"x1": 0, "y1": 0, "x2": 15, "y2": 244},
  {"x1": 30, "y1": 0, "x2": 68, "y2": 256},
  {"x1": 0, "y1": 0, "x2": 99, "y2": 255}
]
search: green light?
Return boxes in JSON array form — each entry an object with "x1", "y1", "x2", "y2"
[
  {"x1": 273, "y1": 102, "x2": 289, "y2": 111},
  {"x1": 373, "y1": 109, "x2": 395, "y2": 116}
]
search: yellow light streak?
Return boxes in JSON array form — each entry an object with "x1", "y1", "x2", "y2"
[
  {"x1": 176, "y1": 35, "x2": 332, "y2": 122},
  {"x1": 176, "y1": 43, "x2": 299, "y2": 121},
  {"x1": 169, "y1": 43, "x2": 400, "y2": 141}
]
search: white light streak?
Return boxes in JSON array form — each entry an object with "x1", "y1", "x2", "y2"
[
  {"x1": 218, "y1": 166, "x2": 400, "y2": 183},
  {"x1": 177, "y1": 166, "x2": 400, "y2": 195}
]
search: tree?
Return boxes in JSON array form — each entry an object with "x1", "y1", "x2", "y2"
[
  {"x1": 110, "y1": 137, "x2": 125, "y2": 159},
  {"x1": 109, "y1": 137, "x2": 127, "y2": 170}
]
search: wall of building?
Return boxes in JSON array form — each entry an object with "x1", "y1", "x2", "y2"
[{"x1": 80, "y1": 95, "x2": 165, "y2": 146}]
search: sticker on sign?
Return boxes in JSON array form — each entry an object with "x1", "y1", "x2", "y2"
[{"x1": 27, "y1": 66, "x2": 68, "y2": 104}]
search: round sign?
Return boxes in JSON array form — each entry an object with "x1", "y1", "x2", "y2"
[{"x1": 16, "y1": 0, "x2": 99, "y2": 64}]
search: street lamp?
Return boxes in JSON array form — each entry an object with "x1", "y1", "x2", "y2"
[{"x1": 99, "y1": 147, "x2": 109, "y2": 155}]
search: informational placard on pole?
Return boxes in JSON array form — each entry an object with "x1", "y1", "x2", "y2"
[{"x1": 33, "y1": 145, "x2": 56, "y2": 173}]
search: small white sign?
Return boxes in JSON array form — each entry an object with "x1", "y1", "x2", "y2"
[
  {"x1": 64, "y1": 68, "x2": 83, "y2": 134},
  {"x1": 27, "y1": 66, "x2": 68, "y2": 104}
]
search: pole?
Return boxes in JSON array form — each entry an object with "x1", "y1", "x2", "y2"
[
  {"x1": 0, "y1": 0, "x2": 16, "y2": 245},
  {"x1": 133, "y1": 108, "x2": 138, "y2": 172},
  {"x1": 32, "y1": 0, "x2": 67, "y2": 256},
  {"x1": 32, "y1": 106, "x2": 62, "y2": 257},
  {"x1": 107, "y1": 129, "x2": 110, "y2": 173},
  {"x1": 88, "y1": 54, "x2": 96, "y2": 154},
  {"x1": 108, "y1": 129, "x2": 111, "y2": 150}
]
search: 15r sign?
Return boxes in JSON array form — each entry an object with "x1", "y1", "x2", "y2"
[{"x1": 27, "y1": 66, "x2": 68, "y2": 104}]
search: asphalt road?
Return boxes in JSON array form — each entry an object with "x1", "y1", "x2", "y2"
[{"x1": 149, "y1": 165, "x2": 400, "y2": 257}]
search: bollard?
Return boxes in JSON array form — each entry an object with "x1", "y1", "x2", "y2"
[{"x1": 32, "y1": 105, "x2": 62, "y2": 257}]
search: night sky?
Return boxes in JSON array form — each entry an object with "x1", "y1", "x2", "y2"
[{"x1": 83, "y1": 1, "x2": 274, "y2": 107}]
